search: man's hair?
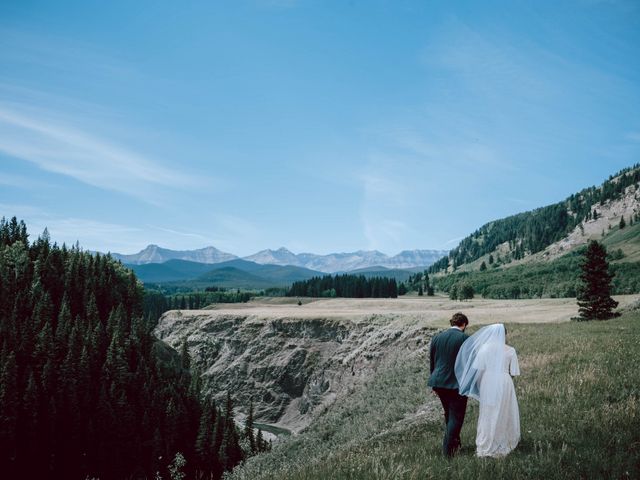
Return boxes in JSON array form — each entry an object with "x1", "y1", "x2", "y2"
[{"x1": 450, "y1": 312, "x2": 469, "y2": 327}]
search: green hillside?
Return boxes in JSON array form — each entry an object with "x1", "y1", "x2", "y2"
[
  {"x1": 229, "y1": 310, "x2": 640, "y2": 480},
  {"x1": 127, "y1": 258, "x2": 216, "y2": 282},
  {"x1": 128, "y1": 259, "x2": 324, "y2": 289},
  {"x1": 193, "y1": 266, "x2": 278, "y2": 289},
  {"x1": 602, "y1": 219, "x2": 640, "y2": 262},
  {"x1": 429, "y1": 164, "x2": 640, "y2": 273},
  {"x1": 250, "y1": 264, "x2": 325, "y2": 283},
  {"x1": 431, "y1": 221, "x2": 640, "y2": 299}
]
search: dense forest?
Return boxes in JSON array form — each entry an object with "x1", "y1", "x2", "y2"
[
  {"x1": 143, "y1": 289, "x2": 256, "y2": 323},
  {"x1": 288, "y1": 274, "x2": 398, "y2": 298},
  {"x1": 0, "y1": 217, "x2": 268, "y2": 479},
  {"x1": 429, "y1": 164, "x2": 640, "y2": 273}
]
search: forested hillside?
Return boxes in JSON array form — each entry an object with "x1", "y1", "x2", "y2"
[
  {"x1": 0, "y1": 217, "x2": 266, "y2": 479},
  {"x1": 429, "y1": 164, "x2": 640, "y2": 273},
  {"x1": 432, "y1": 245, "x2": 640, "y2": 299}
]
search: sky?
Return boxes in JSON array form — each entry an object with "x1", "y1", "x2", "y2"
[{"x1": 1, "y1": 0, "x2": 639, "y2": 257}]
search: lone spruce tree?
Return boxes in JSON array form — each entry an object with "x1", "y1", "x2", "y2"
[{"x1": 577, "y1": 241, "x2": 619, "y2": 320}]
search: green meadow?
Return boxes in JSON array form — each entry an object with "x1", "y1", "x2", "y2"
[{"x1": 230, "y1": 310, "x2": 640, "y2": 480}]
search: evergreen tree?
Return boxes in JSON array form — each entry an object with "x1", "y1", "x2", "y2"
[
  {"x1": 459, "y1": 283, "x2": 475, "y2": 301},
  {"x1": 244, "y1": 399, "x2": 256, "y2": 454},
  {"x1": 619, "y1": 216, "x2": 626, "y2": 229},
  {"x1": 449, "y1": 284, "x2": 458, "y2": 301},
  {"x1": 180, "y1": 339, "x2": 191, "y2": 371},
  {"x1": 577, "y1": 241, "x2": 619, "y2": 320},
  {"x1": 480, "y1": 261, "x2": 487, "y2": 271}
]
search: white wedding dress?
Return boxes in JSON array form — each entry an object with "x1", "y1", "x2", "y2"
[
  {"x1": 474, "y1": 344, "x2": 520, "y2": 457},
  {"x1": 455, "y1": 324, "x2": 521, "y2": 458}
]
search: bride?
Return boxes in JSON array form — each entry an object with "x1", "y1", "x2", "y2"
[{"x1": 455, "y1": 323, "x2": 520, "y2": 457}]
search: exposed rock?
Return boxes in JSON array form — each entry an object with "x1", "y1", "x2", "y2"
[
  {"x1": 154, "y1": 307, "x2": 436, "y2": 434},
  {"x1": 541, "y1": 184, "x2": 639, "y2": 260}
]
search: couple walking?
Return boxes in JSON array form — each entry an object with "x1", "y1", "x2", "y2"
[{"x1": 428, "y1": 312, "x2": 520, "y2": 458}]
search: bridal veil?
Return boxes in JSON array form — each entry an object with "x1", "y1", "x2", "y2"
[{"x1": 455, "y1": 323, "x2": 506, "y2": 405}]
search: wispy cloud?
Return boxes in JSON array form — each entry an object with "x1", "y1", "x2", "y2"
[
  {"x1": 0, "y1": 205, "x2": 144, "y2": 251},
  {"x1": 389, "y1": 129, "x2": 517, "y2": 172},
  {"x1": 443, "y1": 236, "x2": 465, "y2": 247},
  {"x1": 0, "y1": 104, "x2": 202, "y2": 201},
  {"x1": 626, "y1": 131, "x2": 640, "y2": 142},
  {"x1": 0, "y1": 27, "x2": 137, "y2": 83},
  {"x1": 254, "y1": 0, "x2": 299, "y2": 8},
  {"x1": 358, "y1": 163, "x2": 413, "y2": 252},
  {"x1": 146, "y1": 224, "x2": 210, "y2": 242},
  {"x1": 0, "y1": 171, "x2": 52, "y2": 190}
]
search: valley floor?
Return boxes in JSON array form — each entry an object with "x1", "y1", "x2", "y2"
[{"x1": 196, "y1": 294, "x2": 640, "y2": 326}]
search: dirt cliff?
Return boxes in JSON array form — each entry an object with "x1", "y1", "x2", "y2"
[{"x1": 154, "y1": 301, "x2": 436, "y2": 435}]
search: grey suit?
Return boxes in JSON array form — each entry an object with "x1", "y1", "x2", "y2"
[{"x1": 428, "y1": 327, "x2": 469, "y2": 456}]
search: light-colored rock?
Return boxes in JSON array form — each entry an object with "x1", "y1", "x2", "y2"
[{"x1": 154, "y1": 300, "x2": 440, "y2": 435}]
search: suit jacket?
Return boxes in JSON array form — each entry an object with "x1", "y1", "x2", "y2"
[{"x1": 428, "y1": 327, "x2": 469, "y2": 389}]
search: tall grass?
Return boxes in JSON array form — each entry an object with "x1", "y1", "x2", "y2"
[{"x1": 229, "y1": 312, "x2": 640, "y2": 479}]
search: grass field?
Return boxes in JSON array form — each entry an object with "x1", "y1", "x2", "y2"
[{"x1": 229, "y1": 310, "x2": 640, "y2": 479}]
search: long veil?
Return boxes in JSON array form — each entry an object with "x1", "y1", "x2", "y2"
[{"x1": 455, "y1": 324, "x2": 506, "y2": 405}]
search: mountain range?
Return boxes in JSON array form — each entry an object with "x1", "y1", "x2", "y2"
[
  {"x1": 128, "y1": 258, "x2": 327, "y2": 288},
  {"x1": 110, "y1": 245, "x2": 448, "y2": 273}
]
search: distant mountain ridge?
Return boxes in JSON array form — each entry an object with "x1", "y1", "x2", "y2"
[
  {"x1": 110, "y1": 245, "x2": 448, "y2": 273},
  {"x1": 111, "y1": 244, "x2": 237, "y2": 265},
  {"x1": 127, "y1": 258, "x2": 326, "y2": 288}
]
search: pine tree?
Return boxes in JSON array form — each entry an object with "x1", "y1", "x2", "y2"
[
  {"x1": 244, "y1": 399, "x2": 256, "y2": 454},
  {"x1": 180, "y1": 339, "x2": 191, "y2": 371},
  {"x1": 576, "y1": 241, "x2": 619, "y2": 320},
  {"x1": 459, "y1": 283, "x2": 474, "y2": 301},
  {"x1": 480, "y1": 261, "x2": 487, "y2": 271},
  {"x1": 449, "y1": 284, "x2": 458, "y2": 301},
  {"x1": 619, "y1": 216, "x2": 626, "y2": 229},
  {"x1": 0, "y1": 351, "x2": 18, "y2": 466}
]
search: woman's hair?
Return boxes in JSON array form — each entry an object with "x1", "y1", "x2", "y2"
[
  {"x1": 504, "y1": 325, "x2": 507, "y2": 336},
  {"x1": 450, "y1": 312, "x2": 469, "y2": 327}
]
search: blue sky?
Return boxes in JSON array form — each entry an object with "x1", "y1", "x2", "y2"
[{"x1": 1, "y1": 0, "x2": 639, "y2": 256}]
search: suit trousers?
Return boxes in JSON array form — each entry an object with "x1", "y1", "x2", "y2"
[{"x1": 433, "y1": 387, "x2": 468, "y2": 457}]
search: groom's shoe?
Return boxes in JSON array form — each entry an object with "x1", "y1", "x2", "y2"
[
  {"x1": 451, "y1": 438, "x2": 461, "y2": 456},
  {"x1": 453, "y1": 439, "x2": 462, "y2": 455}
]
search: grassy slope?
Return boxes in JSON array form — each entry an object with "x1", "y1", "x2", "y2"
[
  {"x1": 230, "y1": 312, "x2": 640, "y2": 480},
  {"x1": 603, "y1": 221, "x2": 640, "y2": 263}
]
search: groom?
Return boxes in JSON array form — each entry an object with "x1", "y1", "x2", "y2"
[{"x1": 428, "y1": 312, "x2": 469, "y2": 457}]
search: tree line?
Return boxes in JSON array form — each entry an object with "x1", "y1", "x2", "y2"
[
  {"x1": 143, "y1": 289, "x2": 255, "y2": 322},
  {"x1": 0, "y1": 217, "x2": 268, "y2": 479},
  {"x1": 287, "y1": 274, "x2": 399, "y2": 298}
]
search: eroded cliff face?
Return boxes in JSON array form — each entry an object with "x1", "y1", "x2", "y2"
[{"x1": 154, "y1": 305, "x2": 436, "y2": 434}]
